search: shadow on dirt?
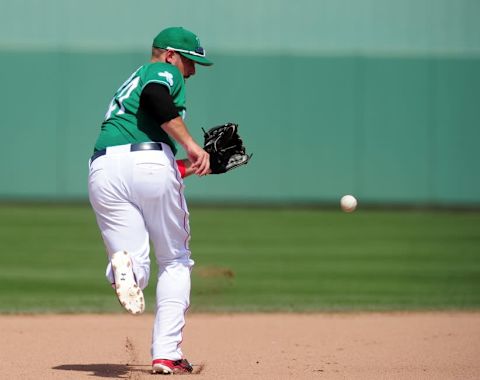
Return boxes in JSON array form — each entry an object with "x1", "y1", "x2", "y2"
[{"x1": 52, "y1": 363, "x2": 151, "y2": 378}]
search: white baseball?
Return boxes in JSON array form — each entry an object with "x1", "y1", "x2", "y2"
[{"x1": 340, "y1": 195, "x2": 357, "y2": 212}]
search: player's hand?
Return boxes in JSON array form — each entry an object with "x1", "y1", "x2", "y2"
[
  {"x1": 186, "y1": 143, "x2": 210, "y2": 176},
  {"x1": 160, "y1": 117, "x2": 210, "y2": 176}
]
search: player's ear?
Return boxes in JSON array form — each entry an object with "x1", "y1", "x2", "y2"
[{"x1": 165, "y1": 49, "x2": 177, "y2": 64}]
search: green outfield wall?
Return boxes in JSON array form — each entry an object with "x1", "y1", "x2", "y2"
[{"x1": 0, "y1": 0, "x2": 479, "y2": 206}]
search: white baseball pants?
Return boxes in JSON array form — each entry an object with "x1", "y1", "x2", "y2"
[{"x1": 88, "y1": 143, "x2": 193, "y2": 360}]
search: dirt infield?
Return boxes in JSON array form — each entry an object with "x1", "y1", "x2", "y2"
[{"x1": 1, "y1": 312, "x2": 479, "y2": 379}]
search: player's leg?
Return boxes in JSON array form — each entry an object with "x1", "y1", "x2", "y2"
[
  {"x1": 148, "y1": 199, "x2": 193, "y2": 361},
  {"x1": 88, "y1": 154, "x2": 151, "y2": 314},
  {"x1": 91, "y1": 200, "x2": 151, "y2": 291},
  {"x1": 151, "y1": 257, "x2": 192, "y2": 360},
  {"x1": 132, "y1": 148, "x2": 193, "y2": 361}
]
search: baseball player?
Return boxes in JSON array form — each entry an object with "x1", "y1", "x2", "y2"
[{"x1": 88, "y1": 26, "x2": 213, "y2": 374}]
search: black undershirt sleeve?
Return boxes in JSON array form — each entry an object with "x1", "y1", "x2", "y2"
[{"x1": 139, "y1": 82, "x2": 180, "y2": 125}]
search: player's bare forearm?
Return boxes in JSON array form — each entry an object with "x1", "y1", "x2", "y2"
[
  {"x1": 162, "y1": 117, "x2": 210, "y2": 176},
  {"x1": 162, "y1": 117, "x2": 196, "y2": 151}
]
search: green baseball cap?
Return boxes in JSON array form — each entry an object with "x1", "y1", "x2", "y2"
[{"x1": 153, "y1": 26, "x2": 213, "y2": 66}]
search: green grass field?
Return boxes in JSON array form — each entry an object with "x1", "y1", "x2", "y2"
[{"x1": 0, "y1": 203, "x2": 479, "y2": 313}]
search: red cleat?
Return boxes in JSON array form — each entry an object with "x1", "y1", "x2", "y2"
[{"x1": 152, "y1": 358, "x2": 193, "y2": 374}]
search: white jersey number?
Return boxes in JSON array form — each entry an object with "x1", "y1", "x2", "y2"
[{"x1": 104, "y1": 73, "x2": 140, "y2": 121}]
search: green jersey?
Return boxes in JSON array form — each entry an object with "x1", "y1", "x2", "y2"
[{"x1": 94, "y1": 62, "x2": 187, "y2": 155}]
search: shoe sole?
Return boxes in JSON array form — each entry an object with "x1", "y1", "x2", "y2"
[
  {"x1": 111, "y1": 251, "x2": 145, "y2": 315},
  {"x1": 152, "y1": 364, "x2": 173, "y2": 374},
  {"x1": 152, "y1": 365, "x2": 192, "y2": 375}
]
